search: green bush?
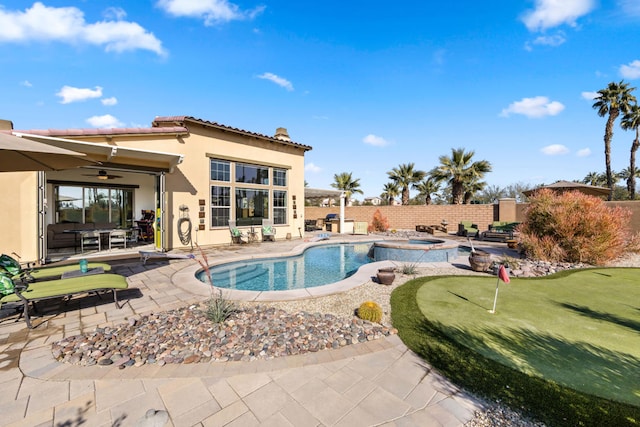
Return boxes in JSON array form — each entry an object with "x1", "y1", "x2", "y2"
[
  {"x1": 357, "y1": 301, "x2": 383, "y2": 323},
  {"x1": 519, "y1": 189, "x2": 633, "y2": 264}
]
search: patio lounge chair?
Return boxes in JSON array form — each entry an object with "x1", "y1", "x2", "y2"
[
  {"x1": 0, "y1": 272, "x2": 129, "y2": 328},
  {"x1": 228, "y1": 220, "x2": 248, "y2": 244},
  {"x1": 457, "y1": 221, "x2": 479, "y2": 237},
  {"x1": 261, "y1": 219, "x2": 276, "y2": 242},
  {"x1": 0, "y1": 253, "x2": 111, "y2": 283}
]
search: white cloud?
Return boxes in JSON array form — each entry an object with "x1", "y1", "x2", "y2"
[
  {"x1": 86, "y1": 114, "x2": 123, "y2": 128},
  {"x1": 101, "y1": 97, "x2": 118, "y2": 106},
  {"x1": 620, "y1": 60, "x2": 640, "y2": 79},
  {"x1": 156, "y1": 0, "x2": 265, "y2": 25},
  {"x1": 362, "y1": 134, "x2": 389, "y2": 147},
  {"x1": 541, "y1": 144, "x2": 570, "y2": 155},
  {"x1": 581, "y1": 91, "x2": 598, "y2": 100},
  {"x1": 305, "y1": 162, "x2": 322, "y2": 173},
  {"x1": 56, "y1": 85, "x2": 103, "y2": 104},
  {"x1": 532, "y1": 32, "x2": 566, "y2": 47},
  {"x1": 500, "y1": 96, "x2": 565, "y2": 118},
  {"x1": 618, "y1": 0, "x2": 640, "y2": 16},
  {"x1": 522, "y1": 0, "x2": 595, "y2": 31},
  {"x1": 20, "y1": 80, "x2": 32, "y2": 87},
  {"x1": 257, "y1": 72, "x2": 293, "y2": 91},
  {"x1": 103, "y1": 7, "x2": 127, "y2": 21},
  {"x1": 0, "y1": 2, "x2": 166, "y2": 56},
  {"x1": 576, "y1": 148, "x2": 591, "y2": 157}
]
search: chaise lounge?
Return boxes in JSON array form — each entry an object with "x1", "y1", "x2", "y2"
[{"x1": 0, "y1": 273, "x2": 129, "y2": 328}]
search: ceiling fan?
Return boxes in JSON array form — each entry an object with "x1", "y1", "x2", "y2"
[{"x1": 82, "y1": 169, "x2": 123, "y2": 180}]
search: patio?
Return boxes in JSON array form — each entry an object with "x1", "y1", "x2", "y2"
[{"x1": 0, "y1": 235, "x2": 490, "y2": 426}]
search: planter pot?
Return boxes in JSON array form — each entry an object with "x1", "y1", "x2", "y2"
[
  {"x1": 376, "y1": 268, "x2": 396, "y2": 285},
  {"x1": 469, "y1": 252, "x2": 492, "y2": 272}
]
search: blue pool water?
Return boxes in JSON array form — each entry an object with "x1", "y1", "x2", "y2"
[{"x1": 197, "y1": 243, "x2": 374, "y2": 291}]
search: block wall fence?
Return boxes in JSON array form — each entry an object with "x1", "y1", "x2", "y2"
[{"x1": 305, "y1": 199, "x2": 640, "y2": 234}]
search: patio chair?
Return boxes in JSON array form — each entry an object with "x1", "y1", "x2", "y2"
[
  {"x1": 228, "y1": 220, "x2": 248, "y2": 244},
  {"x1": 109, "y1": 229, "x2": 128, "y2": 250},
  {"x1": 0, "y1": 272, "x2": 129, "y2": 328},
  {"x1": 261, "y1": 219, "x2": 276, "y2": 242},
  {"x1": 81, "y1": 230, "x2": 101, "y2": 253},
  {"x1": 457, "y1": 221, "x2": 479, "y2": 237}
]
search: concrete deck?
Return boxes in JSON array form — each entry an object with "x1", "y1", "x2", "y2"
[{"x1": 0, "y1": 235, "x2": 507, "y2": 426}]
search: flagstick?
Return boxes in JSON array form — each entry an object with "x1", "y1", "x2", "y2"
[{"x1": 489, "y1": 276, "x2": 500, "y2": 314}]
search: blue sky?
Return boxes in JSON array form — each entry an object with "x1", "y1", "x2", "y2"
[{"x1": 1, "y1": 1, "x2": 640, "y2": 200}]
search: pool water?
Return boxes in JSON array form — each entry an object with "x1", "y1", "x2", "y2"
[{"x1": 198, "y1": 243, "x2": 374, "y2": 291}]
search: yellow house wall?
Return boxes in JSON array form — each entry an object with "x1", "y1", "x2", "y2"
[
  {"x1": 69, "y1": 126, "x2": 308, "y2": 248},
  {"x1": 0, "y1": 172, "x2": 39, "y2": 262}
]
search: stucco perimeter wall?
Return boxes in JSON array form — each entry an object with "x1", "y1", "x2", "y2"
[
  {"x1": 306, "y1": 199, "x2": 640, "y2": 234},
  {"x1": 0, "y1": 172, "x2": 39, "y2": 262},
  {"x1": 305, "y1": 204, "x2": 496, "y2": 233}
]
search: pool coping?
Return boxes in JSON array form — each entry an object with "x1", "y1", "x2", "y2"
[{"x1": 172, "y1": 238, "x2": 404, "y2": 301}]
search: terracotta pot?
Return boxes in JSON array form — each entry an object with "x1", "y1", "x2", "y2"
[
  {"x1": 376, "y1": 268, "x2": 396, "y2": 285},
  {"x1": 469, "y1": 252, "x2": 492, "y2": 272}
]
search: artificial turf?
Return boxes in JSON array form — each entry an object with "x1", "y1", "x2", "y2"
[{"x1": 391, "y1": 268, "x2": 640, "y2": 426}]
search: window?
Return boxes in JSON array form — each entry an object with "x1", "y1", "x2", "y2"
[
  {"x1": 273, "y1": 168, "x2": 287, "y2": 187},
  {"x1": 211, "y1": 159, "x2": 230, "y2": 181},
  {"x1": 236, "y1": 163, "x2": 269, "y2": 184},
  {"x1": 54, "y1": 185, "x2": 133, "y2": 227},
  {"x1": 235, "y1": 188, "x2": 268, "y2": 226},
  {"x1": 210, "y1": 159, "x2": 290, "y2": 227},
  {"x1": 273, "y1": 190, "x2": 287, "y2": 225},
  {"x1": 211, "y1": 186, "x2": 231, "y2": 227}
]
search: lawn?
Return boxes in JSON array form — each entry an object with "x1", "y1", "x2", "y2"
[{"x1": 391, "y1": 268, "x2": 640, "y2": 426}]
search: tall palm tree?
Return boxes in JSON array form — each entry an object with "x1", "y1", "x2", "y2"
[
  {"x1": 592, "y1": 80, "x2": 637, "y2": 200},
  {"x1": 621, "y1": 103, "x2": 640, "y2": 199},
  {"x1": 429, "y1": 148, "x2": 492, "y2": 204},
  {"x1": 387, "y1": 163, "x2": 426, "y2": 205},
  {"x1": 330, "y1": 172, "x2": 363, "y2": 206},
  {"x1": 381, "y1": 181, "x2": 400, "y2": 205},
  {"x1": 413, "y1": 177, "x2": 440, "y2": 205}
]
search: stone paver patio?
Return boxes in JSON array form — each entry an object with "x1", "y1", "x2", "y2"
[{"x1": 0, "y1": 236, "x2": 489, "y2": 426}]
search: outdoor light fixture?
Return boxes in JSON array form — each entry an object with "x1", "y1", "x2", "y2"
[{"x1": 98, "y1": 170, "x2": 109, "y2": 180}]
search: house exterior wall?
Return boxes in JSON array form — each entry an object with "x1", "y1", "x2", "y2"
[
  {"x1": 5, "y1": 120, "x2": 308, "y2": 261},
  {"x1": 0, "y1": 172, "x2": 40, "y2": 260}
]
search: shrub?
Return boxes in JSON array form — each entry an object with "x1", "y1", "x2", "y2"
[
  {"x1": 357, "y1": 301, "x2": 383, "y2": 323},
  {"x1": 206, "y1": 288, "x2": 236, "y2": 323},
  {"x1": 368, "y1": 209, "x2": 389, "y2": 232},
  {"x1": 519, "y1": 189, "x2": 633, "y2": 264}
]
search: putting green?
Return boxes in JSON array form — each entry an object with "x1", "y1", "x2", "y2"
[{"x1": 415, "y1": 268, "x2": 640, "y2": 407}]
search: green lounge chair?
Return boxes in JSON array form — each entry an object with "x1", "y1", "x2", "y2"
[
  {"x1": 0, "y1": 273, "x2": 129, "y2": 328},
  {"x1": 0, "y1": 253, "x2": 111, "y2": 282}
]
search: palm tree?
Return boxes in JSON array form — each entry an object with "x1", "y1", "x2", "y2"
[
  {"x1": 592, "y1": 80, "x2": 637, "y2": 200},
  {"x1": 330, "y1": 172, "x2": 363, "y2": 206},
  {"x1": 621, "y1": 103, "x2": 640, "y2": 199},
  {"x1": 582, "y1": 171, "x2": 606, "y2": 187},
  {"x1": 413, "y1": 177, "x2": 440, "y2": 205},
  {"x1": 380, "y1": 182, "x2": 400, "y2": 205},
  {"x1": 387, "y1": 163, "x2": 426, "y2": 205},
  {"x1": 462, "y1": 178, "x2": 487, "y2": 204},
  {"x1": 429, "y1": 148, "x2": 492, "y2": 204}
]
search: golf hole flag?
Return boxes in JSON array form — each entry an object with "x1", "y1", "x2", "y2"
[{"x1": 490, "y1": 265, "x2": 510, "y2": 314}]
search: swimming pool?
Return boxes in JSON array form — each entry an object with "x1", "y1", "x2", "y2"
[{"x1": 197, "y1": 243, "x2": 374, "y2": 291}]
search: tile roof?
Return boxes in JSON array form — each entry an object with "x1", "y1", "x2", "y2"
[
  {"x1": 10, "y1": 126, "x2": 188, "y2": 137},
  {"x1": 153, "y1": 115, "x2": 312, "y2": 151}
]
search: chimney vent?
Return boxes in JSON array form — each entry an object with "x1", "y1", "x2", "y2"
[
  {"x1": 274, "y1": 127, "x2": 290, "y2": 141},
  {"x1": 0, "y1": 119, "x2": 14, "y2": 131}
]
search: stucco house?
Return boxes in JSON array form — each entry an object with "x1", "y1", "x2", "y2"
[{"x1": 0, "y1": 116, "x2": 311, "y2": 264}]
